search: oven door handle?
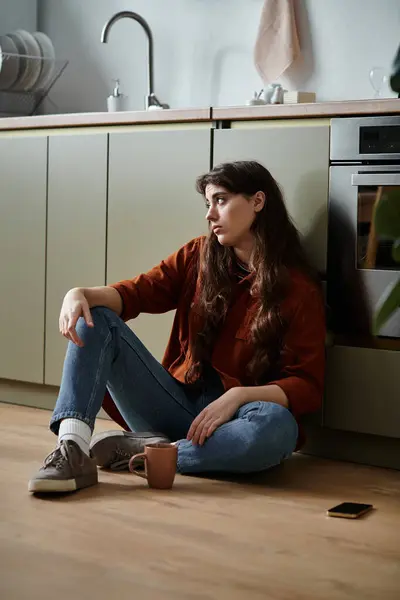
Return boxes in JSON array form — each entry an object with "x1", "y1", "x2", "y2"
[{"x1": 351, "y1": 173, "x2": 400, "y2": 186}]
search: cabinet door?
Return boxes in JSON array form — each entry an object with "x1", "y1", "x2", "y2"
[
  {"x1": 213, "y1": 120, "x2": 330, "y2": 274},
  {"x1": 324, "y1": 346, "x2": 400, "y2": 438},
  {"x1": 45, "y1": 134, "x2": 107, "y2": 385},
  {"x1": 107, "y1": 127, "x2": 210, "y2": 360},
  {"x1": 0, "y1": 136, "x2": 47, "y2": 383}
]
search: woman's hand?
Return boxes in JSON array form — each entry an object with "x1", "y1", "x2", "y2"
[
  {"x1": 187, "y1": 388, "x2": 245, "y2": 446},
  {"x1": 59, "y1": 288, "x2": 94, "y2": 347}
]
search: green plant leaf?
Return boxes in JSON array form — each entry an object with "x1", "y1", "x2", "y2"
[
  {"x1": 372, "y1": 277, "x2": 400, "y2": 335},
  {"x1": 374, "y1": 189, "x2": 400, "y2": 240},
  {"x1": 392, "y1": 239, "x2": 400, "y2": 263},
  {"x1": 390, "y1": 45, "x2": 400, "y2": 93}
]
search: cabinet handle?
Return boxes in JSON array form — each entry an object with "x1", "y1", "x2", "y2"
[{"x1": 351, "y1": 173, "x2": 400, "y2": 186}]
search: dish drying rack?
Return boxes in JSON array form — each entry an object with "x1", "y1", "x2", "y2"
[{"x1": 0, "y1": 53, "x2": 68, "y2": 117}]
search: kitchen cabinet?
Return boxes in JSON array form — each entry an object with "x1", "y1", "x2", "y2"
[
  {"x1": 324, "y1": 345, "x2": 400, "y2": 438},
  {"x1": 213, "y1": 120, "x2": 330, "y2": 274},
  {"x1": 107, "y1": 126, "x2": 210, "y2": 360},
  {"x1": 45, "y1": 134, "x2": 107, "y2": 385},
  {"x1": 0, "y1": 136, "x2": 47, "y2": 383}
]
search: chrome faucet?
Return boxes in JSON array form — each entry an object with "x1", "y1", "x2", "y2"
[{"x1": 101, "y1": 10, "x2": 169, "y2": 110}]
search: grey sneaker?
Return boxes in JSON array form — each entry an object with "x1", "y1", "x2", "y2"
[
  {"x1": 28, "y1": 440, "x2": 98, "y2": 494},
  {"x1": 89, "y1": 430, "x2": 171, "y2": 471}
]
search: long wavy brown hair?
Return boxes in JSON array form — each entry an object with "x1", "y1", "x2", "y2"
[{"x1": 185, "y1": 160, "x2": 319, "y2": 385}]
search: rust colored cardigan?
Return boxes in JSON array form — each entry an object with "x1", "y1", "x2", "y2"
[{"x1": 103, "y1": 237, "x2": 326, "y2": 448}]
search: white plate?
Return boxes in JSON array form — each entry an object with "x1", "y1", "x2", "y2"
[
  {"x1": 13, "y1": 29, "x2": 42, "y2": 91},
  {"x1": 32, "y1": 32, "x2": 55, "y2": 91},
  {"x1": 0, "y1": 35, "x2": 20, "y2": 90},
  {"x1": 7, "y1": 31, "x2": 30, "y2": 91}
]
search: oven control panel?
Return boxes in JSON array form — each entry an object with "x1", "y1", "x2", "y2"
[{"x1": 360, "y1": 125, "x2": 400, "y2": 154}]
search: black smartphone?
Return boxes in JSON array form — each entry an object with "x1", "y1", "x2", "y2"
[{"x1": 327, "y1": 502, "x2": 373, "y2": 519}]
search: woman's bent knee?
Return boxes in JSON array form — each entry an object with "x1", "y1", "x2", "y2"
[
  {"x1": 238, "y1": 401, "x2": 298, "y2": 469},
  {"x1": 90, "y1": 306, "x2": 119, "y2": 323},
  {"x1": 78, "y1": 306, "x2": 121, "y2": 332},
  {"x1": 73, "y1": 306, "x2": 117, "y2": 346},
  {"x1": 240, "y1": 401, "x2": 296, "y2": 429}
]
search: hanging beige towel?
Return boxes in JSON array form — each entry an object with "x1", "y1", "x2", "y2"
[{"x1": 254, "y1": 0, "x2": 300, "y2": 84}]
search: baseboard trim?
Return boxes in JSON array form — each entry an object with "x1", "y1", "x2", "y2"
[
  {"x1": 300, "y1": 423, "x2": 400, "y2": 470},
  {"x1": 0, "y1": 379, "x2": 110, "y2": 419}
]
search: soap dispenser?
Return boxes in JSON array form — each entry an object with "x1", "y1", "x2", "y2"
[{"x1": 107, "y1": 79, "x2": 126, "y2": 112}]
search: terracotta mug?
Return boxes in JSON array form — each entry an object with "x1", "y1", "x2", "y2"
[{"x1": 129, "y1": 442, "x2": 177, "y2": 490}]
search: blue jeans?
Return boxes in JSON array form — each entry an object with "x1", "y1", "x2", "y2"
[{"x1": 50, "y1": 307, "x2": 298, "y2": 474}]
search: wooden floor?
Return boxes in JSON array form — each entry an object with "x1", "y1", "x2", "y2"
[{"x1": 1, "y1": 404, "x2": 399, "y2": 600}]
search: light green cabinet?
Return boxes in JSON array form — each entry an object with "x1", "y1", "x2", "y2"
[
  {"x1": 0, "y1": 136, "x2": 47, "y2": 383},
  {"x1": 107, "y1": 126, "x2": 210, "y2": 361},
  {"x1": 44, "y1": 133, "x2": 108, "y2": 386},
  {"x1": 324, "y1": 346, "x2": 400, "y2": 438},
  {"x1": 213, "y1": 120, "x2": 330, "y2": 274}
]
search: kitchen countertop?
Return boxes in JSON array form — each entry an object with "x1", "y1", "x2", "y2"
[
  {"x1": 212, "y1": 98, "x2": 400, "y2": 121},
  {"x1": 0, "y1": 99, "x2": 399, "y2": 131},
  {"x1": 0, "y1": 107, "x2": 212, "y2": 131}
]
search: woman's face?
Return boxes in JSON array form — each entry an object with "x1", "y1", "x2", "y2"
[{"x1": 204, "y1": 184, "x2": 265, "y2": 247}]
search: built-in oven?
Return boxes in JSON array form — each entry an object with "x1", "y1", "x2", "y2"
[
  {"x1": 328, "y1": 116, "x2": 400, "y2": 347},
  {"x1": 323, "y1": 116, "x2": 400, "y2": 441}
]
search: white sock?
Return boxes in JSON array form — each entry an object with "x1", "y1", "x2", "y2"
[{"x1": 58, "y1": 418, "x2": 92, "y2": 456}]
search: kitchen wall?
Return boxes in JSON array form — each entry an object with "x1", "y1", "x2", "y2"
[
  {"x1": 0, "y1": 0, "x2": 37, "y2": 34},
  {"x1": 37, "y1": 0, "x2": 399, "y2": 114}
]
